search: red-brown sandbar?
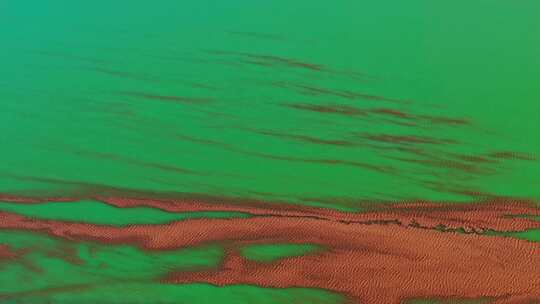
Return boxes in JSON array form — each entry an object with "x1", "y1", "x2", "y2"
[{"x1": 0, "y1": 202, "x2": 539, "y2": 303}]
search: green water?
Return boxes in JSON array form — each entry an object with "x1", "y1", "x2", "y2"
[
  {"x1": 0, "y1": 231, "x2": 222, "y2": 296},
  {"x1": 2, "y1": 283, "x2": 341, "y2": 304},
  {"x1": 1, "y1": 1, "x2": 539, "y2": 303},
  {"x1": 241, "y1": 243, "x2": 321, "y2": 262},
  {"x1": 1, "y1": 1, "x2": 539, "y2": 207},
  {"x1": 0, "y1": 200, "x2": 248, "y2": 226},
  {"x1": 486, "y1": 228, "x2": 540, "y2": 243}
]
